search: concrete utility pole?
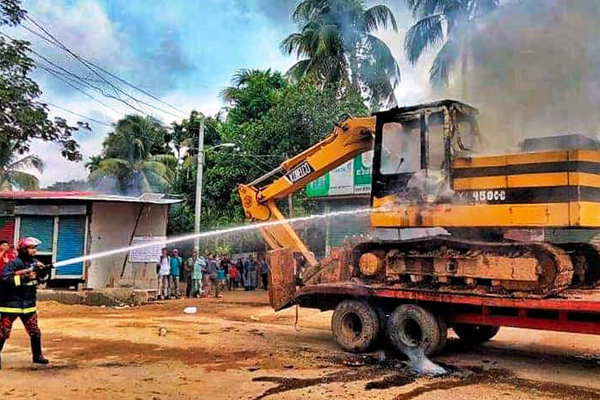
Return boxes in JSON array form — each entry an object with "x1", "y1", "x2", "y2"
[{"x1": 194, "y1": 116, "x2": 205, "y2": 250}]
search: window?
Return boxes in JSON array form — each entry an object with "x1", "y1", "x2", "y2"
[{"x1": 380, "y1": 122, "x2": 420, "y2": 175}]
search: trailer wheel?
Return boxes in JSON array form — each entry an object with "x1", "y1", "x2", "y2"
[
  {"x1": 434, "y1": 314, "x2": 448, "y2": 354},
  {"x1": 331, "y1": 299, "x2": 380, "y2": 353},
  {"x1": 453, "y1": 324, "x2": 500, "y2": 344},
  {"x1": 387, "y1": 304, "x2": 442, "y2": 356}
]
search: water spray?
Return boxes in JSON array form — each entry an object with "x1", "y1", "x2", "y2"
[{"x1": 53, "y1": 207, "x2": 374, "y2": 269}]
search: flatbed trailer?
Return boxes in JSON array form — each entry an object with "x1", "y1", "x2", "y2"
[{"x1": 282, "y1": 283, "x2": 600, "y2": 355}]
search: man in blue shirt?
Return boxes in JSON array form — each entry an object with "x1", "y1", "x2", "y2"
[
  {"x1": 169, "y1": 249, "x2": 182, "y2": 298},
  {"x1": 260, "y1": 258, "x2": 269, "y2": 290}
]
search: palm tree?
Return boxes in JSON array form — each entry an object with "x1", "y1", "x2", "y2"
[
  {"x1": 0, "y1": 140, "x2": 44, "y2": 191},
  {"x1": 88, "y1": 115, "x2": 177, "y2": 194},
  {"x1": 403, "y1": 0, "x2": 499, "y2": 88},
  {"x1": 281, "y1": 0, "x2": 400, "y2": 108}
]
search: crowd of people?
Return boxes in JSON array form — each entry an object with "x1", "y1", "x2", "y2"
[{"x1": 155, "y1": 247, "x2": 270, "y2": 300}]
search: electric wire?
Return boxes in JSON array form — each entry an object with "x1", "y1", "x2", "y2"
[
  {"x1": 23, "y1": 17, "x2": 187, "y2": 119},
  {"x1": 44, "y1": 102, "x2": 114, "y2": 127}
]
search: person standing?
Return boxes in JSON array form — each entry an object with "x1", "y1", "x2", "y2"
[
  {"x1": 169, "y1": 249, "x2": 182, "y2": 299},
  {"x1": 0, "y1": 237, "x2": 51, "y2": 369},
  {"x1": 0, "y1": 240, "x2": 16, "y2": 276},
  {"x1": 227, "y1": 262, "x2": 238, "y2": 291},
  {"x1": 244, "y1": 256, "x2": 257, "y2": 290},
  {"x1": 185, "y1": 249, "x2": 199, "y2": 298},
  {"x1": 156, "y1": 248, "x2": 170, "y2": 300},
  {"x1": 190, "y1": 255, "x2": 205, "y2": 298},
  {"x1": 260, "y1": 258, "x2": 269, "y2": 290},
  {"x1": 208, "y1": 255, "x2": 220, "y2": 298},
  {"x1": 236, "y1": 258, "x2": 244, "y2": 288}
]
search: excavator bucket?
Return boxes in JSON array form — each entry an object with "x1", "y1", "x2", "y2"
[{"x1": 267, "y1": 248, "x2": 298, "y2": 311}]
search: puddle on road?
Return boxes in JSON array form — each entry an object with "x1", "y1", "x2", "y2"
[{"x1": 253, "y1": 353, "x2": 600, "y2": 400}]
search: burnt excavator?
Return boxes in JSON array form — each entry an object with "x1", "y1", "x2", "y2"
[{"x1": 239, "y1": 99, "x2": 600, "y2": 355}]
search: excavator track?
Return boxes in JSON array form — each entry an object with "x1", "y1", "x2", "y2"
[{"x1": 354, "y1": 237, "x2": 575, "y2": 298}]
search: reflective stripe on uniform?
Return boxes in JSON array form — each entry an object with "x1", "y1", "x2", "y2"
[
  {"x1": 24, "y1": 280, "x2": 38, "y2": 286},
  {"x1": 14, "y1": 275, "x2": 21, "y2": 286},
  {"x1": 0, "y1": 306, "x2": 37, "y2": 314}
]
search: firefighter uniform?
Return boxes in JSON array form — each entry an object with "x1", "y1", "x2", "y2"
[{"x1": 0, "y1": 237, "x2": 50, "y2": 369}]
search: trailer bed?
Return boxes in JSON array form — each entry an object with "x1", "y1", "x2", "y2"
[{"x1": 291, "y1": 284, "x2": 600, "y2": 335}]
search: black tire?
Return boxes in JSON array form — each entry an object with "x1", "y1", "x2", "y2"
[
  {"x1": 386, "y1": 304, "x2": 442, "y2": 356},
  {"x1": 453, "y1": 324, "x2": 500, "y2": 344},
  {"x1": 331, "y1": 299, "x2": 380, "y2": 353},
  {"x1": 434, "y1": 313, "x2": 448, "y2": 354}
]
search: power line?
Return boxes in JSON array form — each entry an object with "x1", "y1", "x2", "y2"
[
  {"x1": 36, "y1": 64, "x2": 124, "y2": 115},
  {"x1": 23, "y1": 17, "x2": 188, "y2": 119},
  {"x1": 0, "y1": 31, "x2": 143, "y2": 115},
  {"x1": 44, "y1": 102, "x2": 114, "y2": 127}
]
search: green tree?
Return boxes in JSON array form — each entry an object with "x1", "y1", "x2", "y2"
[
  {"x1": 282, "y1": 0, "x2": 400, "y2": 107},
  {"x1": 0, "y1": 139, "x2": 44, "y2": 190},
  {"x1": 403, "y1": 0, "x2": 499, "y2": 87},
  {"x1": 0, "y1": 0, "x2": 88, "y2": 160},
  {"x1": 88, "y1": 115, "x2": 176, "y2": 194},
  {"x1": 168, "y1": 71, "x2": 368, "y2": 239}
]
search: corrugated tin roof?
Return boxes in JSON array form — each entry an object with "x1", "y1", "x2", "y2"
[{"x1": 0, "y1": 191, "x2": 182, "y2": 205}]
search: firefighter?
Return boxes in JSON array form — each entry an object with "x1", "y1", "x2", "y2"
[{"x1": 0, "y1": 237, "x2": 51, "y2": 369}]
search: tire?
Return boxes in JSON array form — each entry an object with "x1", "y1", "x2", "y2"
[
  {"x1": 453, "y1": 324, "x2": 500, "y2": 344},
  {"x1": 386, "y1": 304, "x2": 442, "y2": 356},
  {"x1": 434, "y1": 313, "x2": 448, "y2": 355},
  {"x1": 331, "y1": 299, "x2": 380, "y2": 353}
]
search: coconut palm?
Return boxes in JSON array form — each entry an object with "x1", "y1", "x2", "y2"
[
  {"x1": 403, "y1": 0, "x2": 499, "y2": 87},
  {"x1": 281, "y1": 0, "x2": 400, "y2": 108},
  {"x1": 0, "y1": 139, "x2": 44, "y2": 191},
  {"x1": 88, "y1": 115, "x2": 176, "y2": 194}
]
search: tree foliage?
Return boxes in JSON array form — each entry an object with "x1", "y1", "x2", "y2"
[
  {"x1": 282, "y1": 0, "x2": 400, "y2": 108},
  {"x1": 0, "y1": 0, "x2": 88, "y2": 161},
  {"x1": 0, "y1": 139, "x2": 43, "y2": 190},
  {"x1": 403, "y1": 0, "x2": 499, "y2": 87},
  {"x1": 168, "y1": 70, "x2": 368, "y2": 242},
  {"x1": 88, "y1": 115, "x2": 176, "y2": 194}
]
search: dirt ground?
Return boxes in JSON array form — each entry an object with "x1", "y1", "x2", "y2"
[{"x1": 1, "y1": 291, "x2": 600, "y2": 399}]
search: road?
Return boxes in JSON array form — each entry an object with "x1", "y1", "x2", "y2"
[{"x1": 1, "y1": 290, "x2": 600, "y2": 399}]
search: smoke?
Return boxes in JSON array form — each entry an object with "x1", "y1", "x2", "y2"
[{"x1": 440, "y1": 0, "x2": 600, "y2": 153}]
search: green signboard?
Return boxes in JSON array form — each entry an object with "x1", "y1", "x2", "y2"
[{"x1": 306, "y1": 151, "x2": 373, "y2": 197}]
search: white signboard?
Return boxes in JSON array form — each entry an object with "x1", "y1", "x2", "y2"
[
  {"x1": 128, "y1": 236, "x2": 166, "y2": 263},
  {"x1": 329, "y1": 159, "x2": 354, "y2": 195}
]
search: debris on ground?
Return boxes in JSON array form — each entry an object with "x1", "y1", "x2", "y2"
[
  {"x1": 250, "y1": 316, "x2": 260, "y2": 321},
  {"x1": 248, "y1": 329, "x2": 264, "y2": 337},
  {"x1": 247, "y1": 367, "x2": 261, "y2": 372},
  {"x1": 183, "y1": 306, "x2": 198, "y2": 314},
  {"x1": 158, "y1": 327, "x2": 168, "y2": 336}
]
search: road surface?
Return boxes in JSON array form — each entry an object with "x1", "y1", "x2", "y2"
[{"x1": 1, "y1": 290, "x2": 600, "y2": 399}]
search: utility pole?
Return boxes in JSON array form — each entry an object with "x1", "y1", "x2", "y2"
[{"x1": 194, "y1": 116, "x2": 205, "y2": 250}]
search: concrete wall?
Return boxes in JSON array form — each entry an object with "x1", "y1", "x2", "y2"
[{"x1": 86, "y1": 202, "x2": 167, "y2": 289}]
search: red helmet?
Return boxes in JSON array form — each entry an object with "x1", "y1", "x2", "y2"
[{"x1": 17, "y1": 237, "x2": 41, "y2": 251}]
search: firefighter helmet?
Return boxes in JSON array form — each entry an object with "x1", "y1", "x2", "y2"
[{"x1": 17, "y1": 237, "x2": 41, "y2": 251}]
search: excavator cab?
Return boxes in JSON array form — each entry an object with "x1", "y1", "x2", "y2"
[{"x1": 372, "y1": 100, "x2": 480, "y2": 204}]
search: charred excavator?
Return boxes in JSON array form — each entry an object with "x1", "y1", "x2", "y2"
[{"x1": 239, "y1": 100, "x2": 600, "y2": 355}]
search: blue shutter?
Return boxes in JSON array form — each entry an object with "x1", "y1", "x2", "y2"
[
  {"x1": 56, "y1": 216, "x2": 86, "y2": 277},
  {"x1": 19, "y1": 216, "x2": 54, "y2": 253}
]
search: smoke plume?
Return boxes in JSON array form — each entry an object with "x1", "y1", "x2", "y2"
[{"x1": 440, "y1": 0, "x2": 600, "y2": 153}]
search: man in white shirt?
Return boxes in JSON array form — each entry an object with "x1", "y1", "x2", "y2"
[{"x1": 156, "y1": 248, "x2": 171, "y2": 300}]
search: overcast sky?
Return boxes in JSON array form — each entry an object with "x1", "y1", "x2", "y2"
[{"x1": 12, "y1": 0, "x2": 434, "y2": 186}]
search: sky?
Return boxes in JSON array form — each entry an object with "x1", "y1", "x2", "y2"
[{"x1": 10, "y1": 0, "x2": 434, "y2": 186}]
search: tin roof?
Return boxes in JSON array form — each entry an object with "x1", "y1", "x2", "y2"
[{"x1": 0, "y1": 191, "x2": 182, "y2": 205}]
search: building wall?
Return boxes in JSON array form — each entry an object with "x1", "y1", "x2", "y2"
[{"x1": 87, "y1": 202, "x2": 168, "y2": 289}]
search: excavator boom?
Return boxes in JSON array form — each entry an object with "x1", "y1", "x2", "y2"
[{"x1": 238, "y1": 116, "x2": 375, "y2": 267}]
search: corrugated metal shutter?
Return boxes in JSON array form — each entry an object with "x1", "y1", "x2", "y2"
[
  {"x1": 19, "y1": 216, "x2": 54, "y2": 253},
  {"x1": 0, "y1": 217, "x2": 15, "y2": 244},
  {"x1": 56, "y1": 216, "x2": 86, "y2": 277}
]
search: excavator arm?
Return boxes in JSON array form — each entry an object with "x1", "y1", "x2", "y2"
[{"x1": 238, "y1": 116, "x2": 376, "y2": 267}]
